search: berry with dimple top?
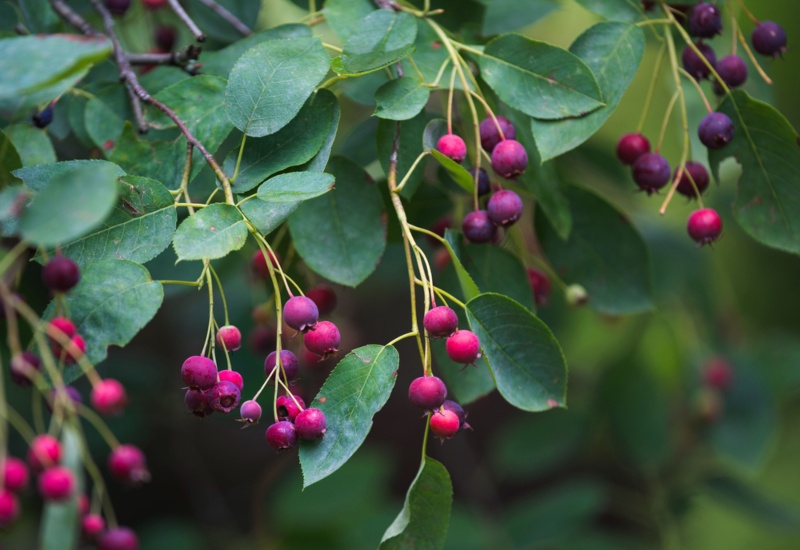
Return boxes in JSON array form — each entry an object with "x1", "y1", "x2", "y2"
[
  {"x1": 479, "y1": 116, "x2": 516, "y2": 152},
  {"x1": 10, "y1": 351, "x2": 41, "y2": 387},
  {"x1": 469, "y1": 167, "x2": 491, "y2": 196},
  {"x1": 208, "y1": 381, "x2": 241, "y2": 414},
  {"x1": 33, "y1": 104, "x2": 54, "y2": 128},
  {"x1": 305, "y1": 286, "x2": 337, "y2": 316},
  {"x1": 303, "y1": 320, "x2": 340, "y2": 358},
  {"x1": 682, "y1": 42, "x2": 717, "y2": 80},
  {"x1": 251, "y1": 249, "x2": 280, "y2": 279},
  {"x1": 42, "y1": 255, "x2": 80, "y2": 293},
  {"x1": 239, "y1": 400, "x2": 262, "y2": 425},
  {"x1": 491, "y1": 139, "x2": 528, "y2": 179},
  {"x1": 218, "y1": 369, "x2": 243, "y2": 390},
  {"x1": 442, "y1": 400, "x2": 470, "y2": 430},
  {"x1": 713, "y1": 55, "x2": 748, "y2": 94},
  {"x1": 38, "y1": 466, "x2": 75, "y2": 501},
  {"x1": 104, "y1": 0, "x2": 131, "y2": 16},
  {"x1": 0, "y1": 490, "x2": 19, "y2": 528},
  {"x1": 181, "y1": 356, "x2": 218, "y2": 390},
  {"x1": 284, "y1": 296, "x2": 319, "y2": 332},
  {"x1": 294, "y1": 408, "x2": 327, "y2": 440},
  {"x1": 276, "y1": 394, "x2": 305, "y2": 422},
  {"x1": 687, "y1": 208, "x2": 723, "y2": 245},
  {"x1": 97, "y1": 526, "x2": 139, "y2": 550},
  {"x1": 676, "y1": 162, "x2": 710, "y2": 198},
  {"x1": 698, "y1": 112, "x2": 734, "y2": 149},
  {"x1": 423, "y1": 306, "x2": 459, "y2": 338},
  {"x1": 752, "y1": 21, "x2": 787, "y2": 57},
  {"x1": 446, "y1": 330, "x2": 481, "y2": 364},
  {"x1": 216, "y1": 325, "x2": 242, "y2": 352},
  {"x1": 430, "y1": 409, "x2": 461, "y2": 439},
  {"x1": 265, "y1": 350, "x2": 299, "y2": 381},
  {"x1": 91, "y1": 379, "x2": 128, "y2": 416},
  {"x1": 408, "y1": 376, "x2": 448, "y2": 410},
  {"x1": 108, "y1": 445, "x2": 149, "y2": 484},
  {"x1": 487, "y1": 189, "x2": 523, "y2": 227},
  {"x1": 616, "y1": 133, "x2": 651, "y2": 165},
  {"x1": 2, "y1": 457, "x2": 29, "y2": 492},
  {"x1": 462, "y1": 210, "x2": 497, "y2": 244},
  {"x1": 184, "y1": 389, "x2": 213, "y2": 418},
  {"x1": 82, "y1": 514, "x2": 106, "y2": 540},
  {"x1": 28, "y1": 434, "x2": 62, "y2": 472},
  {"x1": 689, "y1": 3, "x2": 722, "y2": 38},
  {"x1": 632, "y1": 153, "x2": 671, "y2": 194},
  {"x1": 527, "y1": 267, "x2": 552, "y2": 306},
  {"x1": 703, "y1": 356, "x2": 733, "y2": 389},
  {"x1": 155, "y1": 25, "x2": 176, "y2": 51},
  {"x1": 266, "y1": 421, "x2": 298, "y2": 450},
  {"x1": 436, "y1": 134, "x2": 467, "y2": 163}
]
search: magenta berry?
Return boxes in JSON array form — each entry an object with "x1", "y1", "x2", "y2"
[
  {"x1": 527, "y1": 267, "x2": 552, "y2": 306},
  {"x1": 284, "y1": 295, "x2": 319, "y2": 332},
  {"x1": 446, "y1": 330, "x2": 481, "y2": 364},
  {"x1": 491, "y1": 139, "x2": 528, "y2": 179},
  {"x1": 430, "y1": 409, "x2": 461, "y2": 439},
  {"x1": 442, "y1": 400, "x2": 470, "y2": 430},
  {"x1": 436, "y1": 133, "x2": 467, "y2": 163},
  {"x1": 266, "y1": 421, "x2": 298, "y2": 450},
  {"x1": 487, "y1": 189, "x2": 523, "y2": 227},
  {"x1": 408, "y1": 376, "x2": 448, "y2": 410},
  {"x1": 305, "y1": 286, "x2": 337, "y2": 316},
  {"x1": 698, "y1": 112, "x2": 735, "y2": 149},
  {"x1": 294, "y1": 408, "x2": 327, "y2": 440},
  {"x1": 462, "y1": 210, "x2": 497, "y2": 244},
  {"x1": 184, "y1": 389, "x2": 213, "y2": 418},
  {"x1": 303, "y1": 320, "x2": 340, "y2": 358},
  {"x1": 91, "y1": 378, "x2": 128, "y2": 416},
  {"x1": 49, "y1": 316, "x2": 76, "y2": 339},
  {"x1": 752, "y1": 21, "x2": 787, "y2": 57},
  {"x1": 276, "y1": 394, "x2": 305, "y2": 422},
  {"x1": 10, "y1": 351, "x2": 41, "y2": 387},
  {"x1": 0, "y1": 490, "x2": 19, "y2": 528},
  {"x1": 682, "y1": 42, "x2": 717, "y2": 80},
  {"x1": 479, "y1": 116, "x2": 516, "y2": 152},
  {"x1": 208, "y1": 380, "x2": 241, "y2": 414},
  {"x1": 97, "y1": 527, "x2": 139, "y2": 550},
  {"x1": 218, "y1": 369, "x2": 244, "y2": 390},
  {"x1": 42, "y1": 255, "x2": 80, "y2": 293},
  {"x1": 713, "y1": 55, "x2": 748, "y2": 94},
  {"x1": 38, "y1": 465, "x2": 75, "y2": 501},
  {"x1": 180, "y1": 355, "x2": 218, "y2": 390},
  {"x1": 28, "y1": 434, "x2": 62, "y2": 472},
  {"x1": 688, "y1": 3, "x2": 722, "y2": 38},
  {"x1": 616, "y1": 133, "x2": 651, "y2": 165},
  {"x1": 632, "y1": 153, "x2": 671, "y2": 194},
  {"x1": 265, "y1": 350, "x2": 300, "y2": 381},
  {"x1": 251, "y1": 249, "x2": 280, "y2": 278},
  {"x1": 216, "y1": 325, "x2": 242, "y2": 351},
  {"x1": 2, "y1": 457, "x2": 29, "y2": 492},
  {"x1": 675, "y1": 162, "x2": 710, "y2": 198},
  {"x1": 468, "y1": 167, "x2": 491, "y2": 196},
  {"x1": 82, "y1": 514, "x2": 106, "y2": 540},
  {"x1": 108, "y1": 445, "x2": 149, "y2": 484},
  {"x1": 423, "y1": 306, "x2": 459, "y2": 338},
  {"x1": 703, "y1": 356, "x2": 734, "y2": 389},
  {"x1": 687, "y1": 208, "x2": 723, "y2": 245},
  {"x1": 239, "y1": 400, "x2": 262, "y2": 425}
]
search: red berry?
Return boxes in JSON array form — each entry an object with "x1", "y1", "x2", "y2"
[
  {"x1": 408, "y1": 376, "x2": 448, "y2": 410},
  {"x1": 266, "y1": 421, "x2": 298, "y2": 450},
  {"x1": 207, "y1": 381, "x2": 241, "y2": 414},
  {"x1": 91, "y1": 379, "x2": 128, "y2": 416},
  {"x1": 276, "y1": 394, "x2": 305, "y2": 422},
  {"x1": 429, "y1": 409, "x2": 461, "y2": 439},
  {"x1": 442, "y1": 400, "x2": 470, "y2": 430},
  {"x1": 490, "y1": 139, "x2": 528, "y2": 179},
  {"x1": 42, "y1": 255, "x2": 80, "y2": 293},
  {"x1": 423, "y1": 306, "x2": 459, "y2": 338},
  {"x1": 97, "y1": 526, "x2": 139, "y2": 550},
  {"x1": 446, "y1": 330, "x2": 481, "y2": 364},
  {"x1": 38, "y1": 465, "x2": 75, "y2": 501},
  {"x1": 436, "y1": 134, "x2": 467, "y2": 163},
  {"x1": 632, "y1": 153, "x2": 671, "y2": 194},
  {"x1": 294, "y1": 408, "x2": 327, "y2": 440},
  {"x1": 462, "y1": 210, "x2": 497, "y2": 244},
  {"x1": 239, "y1": 400, "x2": 262, "y2": 425},
  {"x1": 698, "y1": 112, "x2": 734, "y2": 149},
  {"x1": 675, "y1": 161, "x2": 710, "y2": 198},
  {"x1": 687, "y1": 208, "x2": 723, "y2": 245},
  {"x1": 216, "y1": 325, "x2": 242, "y2": 352},
  {"x1": 9, "y1": 351, "x2": 41, "y2": 387},
  {"x1": 752, "y1": 21, "x2": 787, "y2": 58},
  {"x1": 479, "y1": 116, "x2": 516, "y2": 152},
  {"x1": 303, "y1": 320, "x2": 340, "y2": 358},
  {"x1": 184, "y1": 389, "x2": 213, "y2": 418},
  {"x1": 526, "y1": 267, "x2": 551, "y2": 306},
  {"x1": 0, "y1": 490, "x2": 19, "y2": 528},
  {"x1": 2, "y1": 457, "x2": 29, "y2": 492},
  {"x1": 265, "y1": 350, "x2": 300, "y2": 381},
  {"x1": 251, "y1": 249, "x2": 280, "y2": 279},
  {"x1": 180, "y1": 355, "x2": 218, "y2": 390},
  {"x1": 108, "y1": 445, "x2": 149, "y2": 484},
  {"x1": 218, "y1": 369, "x2": 244, "y2": 390},
  {"x1": 487, "y1": 189, "x2": 523, "y2": 227},
  {"x1": 305, "y1": 286, "x2": 337, "y2": 316},
  {"x1": 616, "y1": 133, "x2": 650, "y2": 165},
  {"x1": 82, "y1": 514, "x2": 106, "y2": 540},
  {"x1": 703, "y1": 356, "x2": 733, "y2": 389},
  {"x1": 284, "y1": 296, "x2": 319, "y2": 332},
  {"x1": 28, "y1": 434, "x2": 62, "y2": 472}
]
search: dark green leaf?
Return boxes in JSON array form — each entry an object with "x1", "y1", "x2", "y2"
[
  {"x1": 0, "y1": 186, "x2": 26, "y2": 220},
  {"x1": 709, "y1": 91, "x2": 800, "y2": 254},
  {"x1": 18, "y1": 0, "x2": 57, "y2": 34},
  {"x1": 325, "y1": 0, "x2": 374, "y2": 42},
  {"x1": 422, "y1": 119, "x2": 448, "y2": 152},
  {"x1": 239, "y1": 199, "x2": 299, "y2": 236},
  {"x1": 202, "y1": 25, "x2": 312, "y2": 78},
  {"x1": 374, "y1": 77, "x2": 430, "y2": 121},
  {"x1": 479, "y1": 34, "x2": 604, "y2": 120},
  {"x1": 14, "y1": 160, "x2": 124, "y2": 192},
  {"x1": 380, "y1": 457, "x2": 452, "y2": 550},
  {"x1": 172, "y1": 204, "x2": 248, "y2": 261},
  {"x1": 302, "y1": 90, "x2": 341, "y2": 173},
  {"x1": 704, "y1": 476, "x2": 800, "y2": 528},
  {"x1": 185, "y1": 0, "x2": 260, "y2": 43},
  {"x1": 224, "y1": 37, "x2": 330, "y2": 137},
  {"x1": 4, "y1": 124, "x2": 56, "y2": 167},
  {"x1": 299, "y1": 344, "x2": 399, "y2": 487},
  {"x1": 289, "y1": 156, "x2": 386, "y2": 287},
  {"x1": 39, "y1": 425, "x2": 82, "y2": 550},
  {"x1": 377, "y1": 111, "x2": 428, "y2": 198},
  {"x1": 334, "y1": 10, "x2": 418, "y2": 75},
  {"x1": 256, "y1": 172, "x2": 335, "y2": 203},
  {"x1": 463, "y1": 245, "x2": 533, "y2": 310},
  {"x1": 109, "y1": 123, "x2": 184, "y2": 189},
  {"x1": 478, "y1": 0, "x2": 559, "y2": 36},
  {"x1": 443, "y1": 229, "x2": 480, "y2": 302},
  {"x1": 466, "y1": 293, "x2": 567, "y2": 411},
  {"x1": 0, "y1": 127, "x2": 22, "y2": 185},
  {"x1": 573, "y1": 0, "x2": 644, "y2": 22},
  {"x1": 536, "y1": 186, "x2": 653, "y2": 314}
]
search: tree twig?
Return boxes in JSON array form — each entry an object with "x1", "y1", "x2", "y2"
[
  {"x1": 167, "y1": 0, "x2": 206, "y2": 42},
  {"x1": 49, "y1": 0, "x2": 99, "y2": 35},
  {"x1": 193, "y1": 0, "x2": 251, "y2": 36}
]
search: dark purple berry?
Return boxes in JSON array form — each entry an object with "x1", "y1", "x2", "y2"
[
  {"x1": 305, "y1": 286, "x2": 337, "y2": 316},
  {"x1": 491, "y1": 139, "x2": 528, "y2": 179},
  {"x1": 713, "y1": 55, "x2": 748, "y2": 94},
  {"x1": 688, "y1": 208, "x2": 722, "y2": 245},
  {"x1": 751, "y1": 21, "x2": 787, "y2": 57},
  {"x1": 184, "y1": 389, "x2": 213, "y2": 418},
  {"x1": 180, "y1": 356, "x2": 217, "y2": 390},
  {"x1": 265, "y1": 350, "x2": 299, "y2": 381},
  {"x1": 446, "y1": 330, "x2": 481, "y2": 364},
  {"x1": 266, "y1": 421, "x2": 298, "y2": 450},
  {"x1": 32, "y1": 104, "x2": 54, "y2": 128},
  {"x1": 408, "y1": 376, "x2": 448, "y2": 410},
  {"x1": 97, "y1": 526, "x2": 138, "y2": 550},
  {"x1": 284, "y1": 296, "x2": 319, "y2": 332},
  {"x1": 239, "y1": 400, "x2": 262, "y2": 425},
  {"x1": 616, "y1": 133, "x2": 651, "y2": 165},
  {"x1": 436, "y1": 134, "x2": 467, "y2": 163},
  {"x1": 468, "y1": 167, "x2": 491, "y2": 196},
  {"x1": 429, "y1": 409, "x2": 461, "y2": 439},
  {"x1": 682, "y1": 42, "x2": 717, "y2": 80},
  {"x1": 155, "y1": 25, "x2": 177, "y2": 51},
  {"x1": 9, "y1": 351, "x2": 40, "y2": 387},
  {"x1": 479, "y1": 116, "x2": 516, "y2": 152},
  {"x1": 689, "y1": 3, "x2": 722, "y2": 38},
  {"x1": 487, "y1": 189, "x2": 523, "y2": 227},
  {"x1": 294, "y1": 408, "x2": 327, "y2": 440},
  {"x1": 276, "y1": 394, "x2": 305, "y2": 421},
  {"x1": 42, "y1": 256, "x2": 80, "y2": 293},
  {"x1": 698, "y1": 112, "x2": 734, "y2": 149},
  {"x1": 104, "y1": 0, "x2": 131, "y2": 16},
  {"x1": 423, "y1": 306, "x2": 459, "y2": 338},
  {"x1": 632, "y1": 153, "x2": 671, "y2": 194},
  {"x1": 303, "y1": 321, "x2": 340, "y2": 358},
  {"x1": 207, "y1": 381, "x2": 241, "y2": 414},
  {"x1": 108, "y1": 445, "x2": 149, "y2": 484},
  {"x1": 675, "y1": 161, "x2": 710, "y2": 198},
  {"x1": 462, "y1": 210, "x2": 497, "y2": 244},
  {"x1": 216, "y1": 325, "x2": 242, "y2": 351}
]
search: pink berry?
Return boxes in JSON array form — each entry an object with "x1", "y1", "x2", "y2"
[
  {"x1": 487, "y1": 189, "x2": 523, "y2": 227},
  {"x1": 616, "y1": 133, "x2": 651, "y2": 165},
  {"x1": 38, "y1": 465, "x2": 75, "y2": 501},
  {"x1": 27, "y1": 434, "x2": 62, "y2": 472},
  {"x1": 305, "y1": 286, "x2": 337, "y2": 316},
  {"x1": 284, "y1": 296, "x2": 319, "y2": 332},
  {"x1": 9, "y1": 351, "x2": 41, "y2": 387},
  {"x1": 479, "y1": 116, "x2": 516, "y2": 152},
  {"x1": 265, "y1": 350, "x2": 300, "y2": 381},
  {"x1": 216, "y1": 325, "x2": 242, "y2": 352},
  {"x1": 462, "y1": 210, "x2": 497, "y2": 244},
  {"x1": 42, "y1": 255, "x2": 81, "y2": 293},
  {"x1": 82, "y1": 513, "x2": 106, "y2": 540},
  {"x1": 276, "y1": 394, "x2": 305, "y2": 422},
  {"x1": 303, "y1": 320, "x2": 340, "y2": 358},
  {"x1": 2, "y1": 457, "x2": 29, "y2": 492},
  {"x1": 180, "y1": 355, "x2": 217, "y2": 390},
  {"x1": 218, "y1": 369, "x2": 244, "y2": 390},
  {"x1": 408, "y1": 376, "x2": 448, "y2": 410},
  {"x1": 49, "y1": 316, "x2": 76, "y2": 339},
  {"x1": 97, "y1": 526, "x2": 139, "y2": 550},
  {"x1": 429, "y1": 409, "x2": 461, "y2": 439},
  {"x1": 294, "y1": 408, "x2": 327, "y2": 440},
  {"x1": 239, "y1": 400, "x2": 262, "y2": 425},
  {"x1": 207, "y1": 380, "x2": 241, "y2": 414},
  {"x1": 446, "y1": 330, "x2": 481, "y2": 364},
  {"x1": 251, "y1": 249, "x2": 280, "y2": 279},
  {"x1": 436, "y1": 133, "x2": 467, "y2": 163},
  {"x1": 91, "y1": 379, "x2": 128, "y2": 416},
  {"x1": 108, "y1": 445, "x2": 149, "y2": 484},
  {"x1": 0, "y1": 490, "x2": 19, "y2": 528},
  {"x1": 687, "y1": 208, "x2": 723, "y2": 245},
  {"x1": 266, "y1": 421, "x2": 298, "y2": 450},
  {"x1": 423, "y1": 306, "x2": 459, "y2": 338},
  {"x1": 184, "y1": 389, "x2": 213, "y2": 418},
  {"x1": 490, "y1": 139, "x2": 528, "y2": 179},
  {"x1": 527, "y1": 267, "x2": 551, "y2": 306},
  {"x1": 703, "y1": 356, "x2": 733, "y2": 389}
]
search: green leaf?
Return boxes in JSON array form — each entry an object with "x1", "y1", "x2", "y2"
[
  {"x1": 225, "y1": 89, "x2": 339, "y2": 194},
  {"x1": 84, "y1": 97, "x2": 123, "y2": 157},
  {"x1": 479, "y1": 34, "x2": 604, "y2": 120},
  {"x1": 256, "y1": 171, "x2": 335, "y2": 203},
  {"x1": 39, "y1": 425, "x2": 83, "y2": 550},
  {"x1": 422, "y1": 118, "x2": 448, "y2": 152},
  {"x1": 4, "y1": 124, "x2": 56, "y2": 167},
  {"x1": 239, "y1": 199, "x2": 299, "y2": 236},
  {"x1": 49, "y1": 259, "x2": 163, "y2": 374},
  {"x1": 19, "y1": 163, "x2": 119, "y2": 247},
  {"x1": 288, "y1": 157, "x2": 386, "y2": 287},
  {"x1": 185, "y1": 0, "x2": 260, "y2": 44},
  {"x1": 430, "y1": 150, "x2": 474, "y2": 194},
  {"x1": 536, "y1": 186, "x2": 654, "y2": 314},
  {"x1": 709, "y1": 91, "x2": 800, "y2": 254},
  {"x1": 478, "y1": 0, "x2": 559, "y2": 36},
  {"x1": 299, "y1": 344, "x2": 399, "y2": 487},
  {"x1": 443, "y1": 229, "x2": 480, "y2": 302},
  {"x1": 703, "y1": 476, "x2": 800, "y2": 529},
  {"x1": 54, "y1": 175, "x2": 177, "y2": 268},
  {"x1": 380, "y1": 457, "x2": 452, "y2": 550},
  {"x1": 0, "y1": 34, "x2": 111, "y2": 98},
  {"x1": 573, "y1": 0, "x2": 644, "y2": 22},
  {"x1": 224, "y1": 37, "x2": 330, "y2": 137},
  {"x1": 172, "y1": 203, "x2": 248, "y2": 261},
  {"x1": 109, "y1": 123, "x2": 185, "y2": 188},
  {"x1": 463, "y1": 245, "x2": 533, "y2": 310},
  {"x1": 466, "y1": 293, "x2": 567, "y2": 411},
  {"x1": 302, "y1": 90, "x2": 341, "y2": 173},
  {"x1": 377, "y1": 110, "x2": 428, "y2": 198},
  {"x1": 374, "y1": 77, "x2": 430, "y2": 121},
  {"x1": 532, "y1": 22, "x2": 645, "y2": 161},
  {"x1": 325, "y1": 0, "x2": 374, "y2": 42},
  {"x1": 0, "y1": 127, "x2": 22, "y2": 186},
  {"x1": 13, "y1": 160, "x2": 125, "y2": 192},
  {"x1": 334, "y1": 10, "x2": 418, "y2": 75},
  {"x1": 0, "y1": 186, "x2": 26, "y2": 220}
]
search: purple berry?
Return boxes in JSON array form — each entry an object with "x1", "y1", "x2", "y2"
[
  {"x1": 462, "y1": 210, "x2": 497, "y2": 244},
  {"x1": 266, "y1": 421, "x2": 298, "y2": 450},
  {"x1": 468, "y1": 167, "x2": 491, "y2": 196},
  {"x1": 180, "y1": 356, "x2": 217, "y2": 390},
  {"x1": 429, "y1": 409, "x2": 461, "y2": 439},
  {"x1": 436, "y1": 134, "x2": 467, "y2": 163},
  {"x1": 265, "y1": 350, "x2": 299, "y2": 381},
  {"x1": 184, "y1": 389, "x2": 213, "y2": 418},
  {"x1": 675, "y1": 162, "x2": 710, "y2": 198},
  {"x1": 445, "y1": 330, "x2": 481, "y2": 364},
  {"x1": 276, "y1": 394, "x2": 305, "y2": 421},
  {"x1": 207, "y1": 381, "x2": 241, "y2": 414},
  {"x1": 216, "y1": 325, "x2": 242, "y2": 351},
  {"x1": 689, "y1": 3, "x2": 722, "y2": 38},
  {"x1": 698, "y1": 112, "x2": 735, "y2": 149},
  {"x1": 423, "y1": 306, "x2": 459, "y2": 338},
  {"x1": 487, "y1": 189, "x2": 523, "y2": 227},
  {"x1": 479, "y1": 116, "x2": 516, "y2": 152},
  {"x1": 408, "y1": 376, "x2": 448, "y2": 410},
  {"x1": 303, "y1": 320, "x2": 340, "y2": 358},
  {"x1": 9, "y1": 351, "x2": 40, "y2": 387},
  {"x1": 491, "y1": 139, "x2": 528, "y2": 179},
  {"x1": 688, "y1": 208, "x2": 723, "y2": 245},
  {"x1": 682, "y1": 42, "x2": 717, "y2": 80},
  {"x1": 294, "y1": 408, "x2": 327, "y2": 440},
  {"x1": 97, "y1": 526, "x2": 139, "y2": 550},
  {"x1": 42, "y1": 255, "x2": 80, "y2": 293},
  {"x1": 108, "y1": 445, "x2": 149, "y2": 484},
  {"x1": 632, "y1": 153, "x2": 671, "y2": 194},
  {"x1": 752, "y1": 21, "x2": 787, "y2": 57},
  {"x1": 284, "y1": 296, "x2": 319, "y2": 333},
  {"x1": 218, "y1": 369, "x2": 244, "y2": 390},
  {"x1": 713, "y1": 55, "x2": 748, "y2": 94},
  {"x1": 239, "y1": 400, "x2": 262, "y2": 425},
  {"x1": 155, "y1": 24, "x2": 177, "y2": 51},
  {"x1": 616, "y1": 133, "x2": 651, "y2": 165}
]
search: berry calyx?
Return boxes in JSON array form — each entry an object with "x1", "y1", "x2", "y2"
[
  {"x1": 38, "y1": 465, "x2": 75, "y2": 501},
  {"x1": 409, "y1": 376, "x2": 448, "y2": 410},
  {"x1": 108, "y1": 445, "x2": 150, "y2": 484},
  {"x1": 9, "y1": 351, "x2": 41, "y2": 387},
  {"x1": 303, "y1": 320, "x2": 341, "y2": 358},
  {"x1": 713, "y1": 55, "x2": 748, "y2": 94},
  {"x1": 216, "y1": 325, "x2": 242, "y2": 352},
  {"x1": 445, "y1": 330, "x2": 481, "y2": 364},
  {"x1": 491, "y1": 139, "x2": 528, "y2": 179},
  {"x1": 479, "y1": 116, "x2": 516, "y2": 152},
  {"x1": 751, "y1": 21, "x2": 787, "y2": 57},
  {"x1": 468, "y1": 167, "x2": 491, "y2": 196},
  {"x1": 97, "y1": 526, "x2": 139, "y2": 550},
  {"x1": 703, "y1": 356, "x2": 734, "y2": 389},
  {"x1": 266, "y1": 421, "x2": 298, "y2": 450},
  {"x1": 276, "y1": 394, "x2": 305, "y2": 422},
  {"x1": 462, "y1": 210, "x2": 497, "y2": 244},
  {"x1": 82, "y1": 514, "x2": 106, "y2": 540},
  {"x1": 687, "y1": 208, "x2": 723, "y2": 245},
  {"x1": 632, "y1": 153, "x2": 671, "y2": 194},
  {"x1": 616, "y1": 133, "x2": 651, "y2": 165},
  {"x1": 682, "y1": 42, "x2": 717, "y2": 80},
  {"x1": 698, "y1": 112, "x2": 735, "y2": 149},
  {"x1": 294, "y1": 408, "x2": 327, "y2": 440},
  {"x1": 429, "y1": 409, "x2": 461, "y2": 440},
  {"x1": 305, "y1": 286, "x2": 337, "y2": 316},
  {"x1": 284, "y1": 295, "x2": 319, "y2": 333},
  {"x1": 675, "y1": 161, "x2": 710, "y2": 198},
  {"x1": 0, "y1": 490, "x2": 19, "y2": 528},
  {"x1": 2, "y1": 457, "x2": 29, "y2": 492},
  {"x1": 526, "y1": 267, "x2": 552, "y2": 306},
  {"x1": 42, "y1": 255, "x2": 80, "y2": 293},
  {"x1": 436, "y1": 133, "x2": 467, "y2": 163},
  {"x1": 688, "y1": 3, "x2": 722, "y2": 38},
  {"x1": 180, "y1": 355, "x2": 218, "y2": 390},
  {"x1": 184, "y1": 389, "x2": 213, "y2": 419},
  {"x1": 27, "y1": 434, "x2": 62, "y2": 472},
  {"x1": 487, "y1": 189, "x2": 523, "y2": 227},
  {"x1": 208, "y1": 380, "x2": 241, "y2": 414},
  {"x1": 265, "y1": 350, "x2": 300, "y2": 381},
  {"x1": 423, "y1": 306, "x2": 459, "y2": 338},
  {"x1": 239, "y1": 400, "x2": 262, "y2": 426},
  {"x1": 91, "y1": 378, "x2": 128, "y2": 416}
]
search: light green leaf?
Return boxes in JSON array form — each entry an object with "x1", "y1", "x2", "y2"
[
  {"x1": 4, "y1": 123, "x2": 56, "y2": 167},
  {"x1": 13, "y1": 160, "x2": 125, "y2": 192},
  {"x1": 573, "y1": 0, "x2": 645, "y2": 22},
  {"x1": 325, "y1": 0, "x2": 374, "y2": 42},
  {"x1": 172, "y1": 204, "x2": 248, "y2": 261},
  {"x1": 256, "y1": 172, "x2": 335, "y2": 203},
  {"x1": 430, "y1": 150, "x2": 474, "y2": 194},
  {"x1": 374, "y1": 77, "x2": 430, "y2": 120},
  {"x1": 377, "y1": 110, "x2": 429, "y2": 198},
  {"x1": 334, "y1": 10, "x2": 418, "y2": 75},
  {"x1": 202, "y1": 25, "x2": 312, "y2": 78},
  {"x1": 478, "y1": 0, "x2": 560, "y2": 36},
  {"x1": 240, "y1": 199, "x2": 299, "y2": 236}
]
